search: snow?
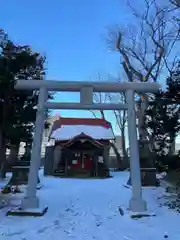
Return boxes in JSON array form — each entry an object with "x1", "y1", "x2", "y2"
[
  {"x1": 0, "y1": 171, "x2": 180, "y2": 239},
  {"x1": 156, "y1": 172, "x2": 167, "y2": 180},
  {"x1": 50, "y1": 125, "x2": 114, "y2": 140},
  {"x1": 0, "y1": 176, "x2": 11, "y2": 189}
]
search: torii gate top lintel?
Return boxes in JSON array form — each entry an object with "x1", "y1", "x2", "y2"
[{"x1": 15, "y1": 80, "x2": 160, "y2": 93}]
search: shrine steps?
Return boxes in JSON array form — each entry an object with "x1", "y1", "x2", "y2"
[
  {"x1": 103, "y1": 168, "x2": 110, "y2": 177},
  {"x1": 53, "y1": 168, "x2": 65, "y2": 177},
  {"x1": 53, "y1": 167, "x2": 110, "y2": 178}
]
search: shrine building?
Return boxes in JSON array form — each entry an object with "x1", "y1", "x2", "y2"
[{"x1": 44, "y1": 117, "x2": 115, "y2": 178}]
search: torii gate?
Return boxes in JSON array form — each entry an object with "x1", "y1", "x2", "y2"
[{"x1": 11, "y1": 80, "x2": 159, "y2": 216}]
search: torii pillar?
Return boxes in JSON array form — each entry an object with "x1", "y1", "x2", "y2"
[
  {"x1": 126, "y1": 89, "x2": 147, "y2": 212},
  {"x1": 8, "y1": 86, "x2": 48, "y2": 216}
]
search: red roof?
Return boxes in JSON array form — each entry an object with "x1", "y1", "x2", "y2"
[{"x1": 51, "y1": 117, "x2": 112, "y2": 133}]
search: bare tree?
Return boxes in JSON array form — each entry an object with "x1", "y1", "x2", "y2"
[
  {"x1": 169, "y1": 0, "x2": 180, "y2": 23},
  {"x1": 170, "y1": 0, "x2": 180, "y2": 7},
  {"x1": 91, "y1": 92, "x2": 123, "y2": 168},
  {"x1": 90, "y1": 89, "x2": 123, "y2": 169},
  {"x1": 106, "y1": 0, "x2": 180, "y2": 164},
  {"x1": 90, "y1": 72, "x2": 129, "y2": 168},
  {"x1": 106, "y1": 93, "x2": 129, "y2": 163}
]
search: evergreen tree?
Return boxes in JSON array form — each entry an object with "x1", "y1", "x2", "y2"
[
  {"x1": 146, "y1": 62, "x2": 180, "y2": 169},
  {"x1": 0, "y1": 29, "x2": 51, "y2": 176}
]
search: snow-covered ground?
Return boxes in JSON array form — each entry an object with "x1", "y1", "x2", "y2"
[{"x1": 0, "y1": 171, "x2": 179, "y2": 239}]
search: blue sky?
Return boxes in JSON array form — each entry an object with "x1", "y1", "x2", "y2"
[{"x1": 0, "y1": 0, "x2": 134, "y2": 133}]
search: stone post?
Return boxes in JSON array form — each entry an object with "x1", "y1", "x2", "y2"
[
  {"x1": 103, "y1": 145, "x2": 110, "y2": 177},
  {"x1": 126, "y1": 89, "x2": 147, "y2": 212},
  {"x1": 103, "y1": 146, "x2": 109, "y2": 165},
  {"x1": 21, "y1": 86, "x2": 47, "y2": 209},
  {"x1": 44, "y1": 146, "x2": 54, "y2": 176}
]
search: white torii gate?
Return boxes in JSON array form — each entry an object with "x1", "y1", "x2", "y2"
[{"x1": 12, "y1": 80, "x2": 160, "y2": 216}]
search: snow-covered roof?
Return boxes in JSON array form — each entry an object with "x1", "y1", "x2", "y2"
[
  {"x1": 50, "y1": 117, "x2": 115, "y2": 141},
  {"x1": 51, "y1": 125, "x2": 114, "y2": 140}
]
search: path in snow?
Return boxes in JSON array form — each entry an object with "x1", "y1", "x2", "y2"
[{"x1": 0, "y1": 171, "x2": 179, "y2": 239}]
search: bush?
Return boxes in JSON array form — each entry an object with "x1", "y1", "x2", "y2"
[{"x1": 156, "y1": 154, "x2": 180, "y2": 171}]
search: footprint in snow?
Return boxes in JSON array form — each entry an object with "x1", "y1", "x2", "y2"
[
  {"x1": 53, "y1": 219, "x2": 60, "y2": 228},
  {"x1": 37, "y1": 226, "x2": 49, "y2": 234},
  {"x1": 94, "y1": 215, "x2": 103, "y2": 227},
  {"x1": 1, "y1": 230, "x2": 24, "y2": 237}
]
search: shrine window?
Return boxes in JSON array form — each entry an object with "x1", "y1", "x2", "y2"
[{"x1": 72, "y1": 160, "x2": 78, "y2": 164}]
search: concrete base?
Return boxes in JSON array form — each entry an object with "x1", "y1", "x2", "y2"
[
  {"x1": 37, "y1": 183, "x2": 44, "y2": 190},
  {"x1": 130, "y1": 211, "x2": 156, "y2": 219},
  {"x1": 7, "y1": 206, "x2": 48, "y2": 217},
  {"x1": 123, "y1": 184, "x2": 131, "y2": 189},
  {"x1": 20, "y1": 196, "x2": 39, "y2": 209},
  {"x1": 129, "y1": 198, "x2": 147, "y2": 212}
]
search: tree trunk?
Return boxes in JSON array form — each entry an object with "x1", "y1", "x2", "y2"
[
  {"x1": 138, "y1": 95, "x2": 149, "y2": 141},
  {"x1": 0, "y1": 94, "x2": 10, "y2": 178},
  {"x1": 121, "y1": 128, "x2": 129, "y2": 167},
  {"x1": 169, "y1": 137, "x2": 175, "y2": 156},
  {"x1": 110, "y1": 141, "x2": 122, "y2": 169},
  {"x1": 24, "y1": 142, "x2": 32, "y2": 158},
  {"x1": 137, "y1": 95, "x2": 155, "y2": 168},
  {"x1": 0, "y1": 130, "x2": 7, "y2": 178},
  {"x1": 7, "y1": 143, "x2": 20, "y2": 167}
]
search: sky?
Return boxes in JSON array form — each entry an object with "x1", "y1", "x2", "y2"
[{"x1": 0, "y1": 0, "x2": 134, "y2": 134}]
